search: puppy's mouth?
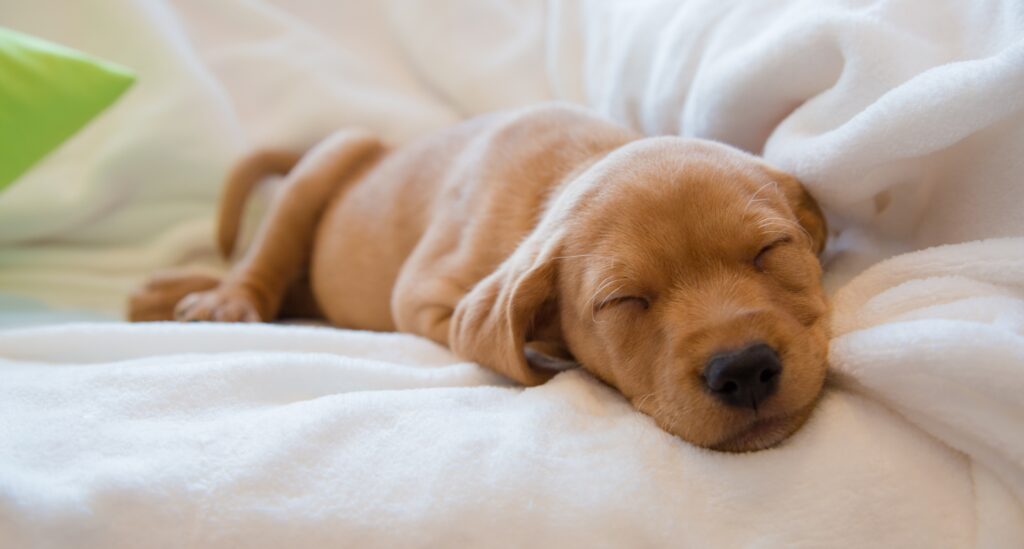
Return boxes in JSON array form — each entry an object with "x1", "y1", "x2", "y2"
[{"x1": 709, "y1": 405, "x2": 815, "y2": 453}]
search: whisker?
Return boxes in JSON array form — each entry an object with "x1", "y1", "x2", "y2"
[
  {"x1": 633, "y1": 392, "x2": 656, "y2": 411},
  {"x1": 585, "y1": 275, "x2": 626, "y2": 320},
  {"x1": 588, "y1": 278, "x2": 626, "y2": 322},
  {"x1": 757, "y1": 220, "x2": 796, "y2": 232},
  {"x1": 590, "y1": 275, "x2": 620, "y2": 300},
  {"x1": 757, "y1": 216, "x2": 795, "y2": 227},
  {"x1": 744, "y1": 197, "x2": 769, "y2": 216},
  {"x1": 744, "y1": 181, "x2": 779, "y2": 215},
  {"x1": 593, "y1": 282, "x2": 629, "y2": 323}
]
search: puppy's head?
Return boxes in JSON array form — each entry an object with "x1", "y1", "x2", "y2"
[{"x1": 450, "y1": 137, "x2": 828, "y2": 452}]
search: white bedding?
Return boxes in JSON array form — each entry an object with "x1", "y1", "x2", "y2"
[{"x1": 2, "y1": 0, "x2": 1023, "y2": 547}]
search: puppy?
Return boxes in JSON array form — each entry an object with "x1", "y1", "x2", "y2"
[{"x1": 130, "y1": 103, "x2": 829, "y2": 451}]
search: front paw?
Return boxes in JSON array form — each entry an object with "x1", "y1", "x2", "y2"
[{"x1": 174, "y1": 288, "x2": 264, "y2": 323}]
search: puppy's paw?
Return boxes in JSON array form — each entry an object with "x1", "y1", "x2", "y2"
[
  {"x1": 128, "y1": 271, "x2": 221, "y2": 322},
  {"x1": 174, "y1": 288, "x2": 264, "y2": 323}
]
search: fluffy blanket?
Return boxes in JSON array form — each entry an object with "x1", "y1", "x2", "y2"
[{"x1": 1, "y1": 0, "x2": 1023, "y2": 546}]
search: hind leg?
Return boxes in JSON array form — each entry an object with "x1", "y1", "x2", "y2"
[
  {"x1": 128, "y1": 269, "x2": 321, "y2": 323},
  {"x1": 172, "y1": 275, "x2": 323, "y2": 322},
  {"x1": 174, "y1": 129, "x2": 382, "y2": 323},
  {"x1": 127, "y1": 270, "x2": 221, "y2": 321}
]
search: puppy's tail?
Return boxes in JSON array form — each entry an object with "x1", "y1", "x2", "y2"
[{"x1": 217, "y1": 149, "x2": 303, "y2": 259}]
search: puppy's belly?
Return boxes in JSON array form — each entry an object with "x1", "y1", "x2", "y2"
[
  {"x1": 308, "y1": 161, "x2": 434, "y2": 331},
  {"x1": 306, "y1": 111, "x2": 506, "y2": 332},
  {"x1": 310, "y1": 201, "x2": 402, "y2": 331}
]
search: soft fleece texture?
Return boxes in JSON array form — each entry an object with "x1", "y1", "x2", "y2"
[{"x1": 1, "y1": 0, "x2": 1023, "y2": 547}]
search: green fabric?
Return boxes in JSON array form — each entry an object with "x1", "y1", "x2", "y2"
[{"x1": 0, "y1": 27, "x2": 134, "y2": 191}]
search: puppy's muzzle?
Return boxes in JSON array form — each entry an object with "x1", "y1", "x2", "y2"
[{"x1": 703, "y1": 343, "x2": 781, "y2": 410}]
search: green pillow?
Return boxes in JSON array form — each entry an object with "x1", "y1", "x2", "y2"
[{"x1": 0, "y1": 27, "x2": 135, "y2": 191}]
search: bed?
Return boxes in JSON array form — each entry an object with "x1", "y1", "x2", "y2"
[{"x1": 2, "y1": 1, "x2": 1022, "y2": 546}]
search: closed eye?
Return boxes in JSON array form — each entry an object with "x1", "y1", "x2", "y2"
[
  {"x1": 754, "y1": 236, "x2": 792, "y2": 272},
  {"x1": 595, "y1": 295, "x2": 651, "y2": 313}
]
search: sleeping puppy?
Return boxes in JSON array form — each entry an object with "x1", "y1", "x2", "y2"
[{"x1": 129, "y1": 103, "x2": 829, "y2": 452}]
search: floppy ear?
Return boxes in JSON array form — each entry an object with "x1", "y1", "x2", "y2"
[
  {"x1": 449, "y1": 237, "x2": 575, "y2": 386},
  {"x1": 774, "y1": 173, "x2": 828, "y2": 255}
]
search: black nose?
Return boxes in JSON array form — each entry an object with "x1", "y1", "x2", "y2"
[{"x1": 703, "y1": 343, "x2": 782, "y2": 410}]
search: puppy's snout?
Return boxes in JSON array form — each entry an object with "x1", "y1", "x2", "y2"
[{"x1": 703, "y1": 343, "x2": 781, "y2": 410}]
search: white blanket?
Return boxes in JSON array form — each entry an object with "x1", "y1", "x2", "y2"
[{"x1": 2, "y1": 0, "x2": 1023, "y2": 547}]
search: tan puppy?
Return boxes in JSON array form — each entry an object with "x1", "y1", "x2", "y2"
[{"x1": 130, "y1": 104, "x2": 829, "y2": 451}]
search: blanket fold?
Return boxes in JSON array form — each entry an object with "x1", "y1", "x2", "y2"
[{"x1": 0, "y1": 323, "x2": 992, "y2": 548}]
